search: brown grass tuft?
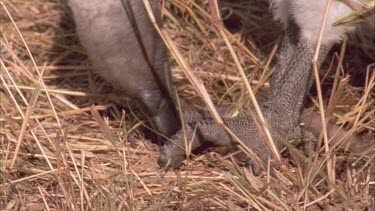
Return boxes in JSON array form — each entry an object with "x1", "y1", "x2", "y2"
[{"x1": 0, "y1": 0, "x2": 373, "y2": 210}]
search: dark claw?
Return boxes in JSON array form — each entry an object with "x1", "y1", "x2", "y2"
[
  {"x1": 245, "y1": 158, "x2": 263, "y2": 176},
  {"x1": 158, "y1": 142, "x2": 186, "y2": 170}
]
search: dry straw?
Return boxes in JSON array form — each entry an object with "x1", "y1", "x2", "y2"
[{"x1": 0, "y1": 0, "x2": 373, "y2": 210}]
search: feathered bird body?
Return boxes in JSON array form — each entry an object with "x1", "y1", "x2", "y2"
[
  {"x1": 66, "y1": 0, "x2": 373, "y2": 173},
  {"x1": 68, "y1": 0, "x2": 180, "y2": 138},
  {"x1": 270, "y1": 0, "x2": 373, "y2": 46}
]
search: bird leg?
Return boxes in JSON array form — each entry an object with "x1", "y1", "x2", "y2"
[{"x1": 158, "y1": 18, "x2": 333, "y2": 173}]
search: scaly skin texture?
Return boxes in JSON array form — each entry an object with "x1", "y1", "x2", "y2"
[
  {"x1": 158, "y1": 14, "x2": 374, "y2": 171},
  {"x1": 159, "y1": 107, "x2": 373, "y2": 173},
  {"x1": 68, "y1": 1, "x2": 373, "y2": 172},
  {"x1": 158, "y1": 17, "x2": 373, "y2": 173}
]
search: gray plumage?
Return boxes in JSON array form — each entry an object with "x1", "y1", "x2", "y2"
[
  {"x1": 67, "y1": 0, "x2": 180, "y2": 138},
  {"x1": 67, "y1": 0, "x2": 373, "y2": 173}
]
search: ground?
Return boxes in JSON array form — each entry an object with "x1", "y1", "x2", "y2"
[{"x1": 0, "y1": 0, "x2": 374, "y2": 210}]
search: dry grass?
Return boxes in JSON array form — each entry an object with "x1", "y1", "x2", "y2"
[{"x1": 0, "y1": 0, "x2": 374, "y2": 210}]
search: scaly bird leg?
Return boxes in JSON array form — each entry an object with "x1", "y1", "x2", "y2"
[{"x1": 159, "y1": 17, "x2": 333, "y2": 173}]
